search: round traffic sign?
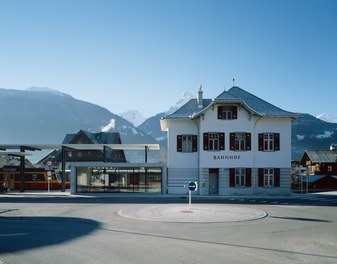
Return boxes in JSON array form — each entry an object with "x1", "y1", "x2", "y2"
[{"x1": 188, "y1": 181, "x2": 198, "y2": 191}]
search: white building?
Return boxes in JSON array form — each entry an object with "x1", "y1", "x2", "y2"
[{"x1": 160, "y1": 86, "x2": 299, "y2": 196}]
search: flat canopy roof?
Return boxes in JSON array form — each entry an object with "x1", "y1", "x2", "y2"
[
  {"x1": 0, "y1": 144, "x2": 160, "y2": 151},
  {"x1": 0, "y1": 152, "x2": 32, "y2": 156}
]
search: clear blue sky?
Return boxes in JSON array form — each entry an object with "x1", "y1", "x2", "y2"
[{"x1": 0, "y1": 0, "x2": 336, "y2": 118}]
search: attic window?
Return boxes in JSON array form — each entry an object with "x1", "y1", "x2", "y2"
[{"x1": 217, "y1": 105, "x2": 237, "y2": 120}]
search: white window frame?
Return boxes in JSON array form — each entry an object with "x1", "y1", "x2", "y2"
[
  {"x1": 182, "y1": 135, "x2": 193, "y2": 153},
  {"x1": 263, "y1": 133, "x2": 275, "y2": 151},
  {"x1": 208, "y1": 133, "x2": 220, "y2": 151},
  {"x1": 264, "y1": 168, "x2": 274, "y2": 187},
  {"x1": 328, "y1": 165, "x2": 332, "y2": 172},
  {"x1": 222, "y1": 106, "x2": 233, "y2": 120},
  {"x1": 235, "y1": 133, "x2": 246, "y2": 151},
  {"x1": 235, "y1": 168, "x2": 246, "y2": 187}
]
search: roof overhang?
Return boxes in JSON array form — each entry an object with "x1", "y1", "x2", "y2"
[{"x1": 0, "y1": 152, "x2": 32, "y2": 157}]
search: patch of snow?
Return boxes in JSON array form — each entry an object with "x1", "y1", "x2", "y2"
[
  {"x1": 131, "y1": 128, "x2": 138, "y2": 135},
  {"x1": 156, "y1": 136, "x2": 167, "y2": 141},
  {"x1": 119, "y1": 110, "x2": 146, "y2": 127},
  {"x1": 315, "y1": 131, "x2": 334, "y2": 139},
  {"x1": 296, "y1": 135, "x2": 305, "y2": 140},
  {"x1": 101, "y1": 119, "x2": 115, "y2": 132},
  {"x1": 316, "y1": 113, "x2": 337, "y2": 123},
  {"x1": 166, "y1": 91, "x2": 193, "y2": 115}
]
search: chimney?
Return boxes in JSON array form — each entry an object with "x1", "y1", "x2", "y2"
[{"x1": 197, "y1": 86, "x2": 203, "y2": 108}]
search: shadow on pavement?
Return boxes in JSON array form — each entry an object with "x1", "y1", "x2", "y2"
[
  {"x1": 0, "y1": 216, "x2": 101, "y2": 253},
  {"x1": 269, "y1": 215, "x2": 333, "y2": 223}
]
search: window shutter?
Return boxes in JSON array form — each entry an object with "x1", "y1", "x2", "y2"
[
  {"x1": 177, "y1": 135, "x2": 182, "y2": 152},
  {"x1": 220, "y1": 133, "x2": 225, "y2": 150},
  {"x1": 203, "y1": 133, "x2": 209, "y2": 150},
  {"x1": 246, "y1": 133, "x2": 251, "y2": 150},
  {"x1": 246, "y1": 168, "x2": 251, "y2": 187},
  {"x1": 258, "y1": 168, "x2": 264, "y2": 187},
  {"x1": 258, "y1": 133, "x2": 264, "y2": 151},
  {"x1": 274, "y1": 133, "x2": 280, "y2": 151},
  {"x1": 274, "y1": 168, "x2": 280, "y2": 187},
  {"x1": 229, "y1": 168, "x2": 235, "y2": 187},
  {"x1": 230, "y1": 133, "x2": 235, "y2": 150},
  {"x1": 192, "y1": 135, "x2": 198, "y2": 152},
  {"x1": 232, "y1": 106, "x2": 238, "y2": 119},
  {"x1": 217, "y1": 105, "x2": 223, "y2": 119}
]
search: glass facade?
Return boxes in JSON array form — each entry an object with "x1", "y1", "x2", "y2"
[{"x1": 76, "y1": 167, "x2": 162, "y2": 193}]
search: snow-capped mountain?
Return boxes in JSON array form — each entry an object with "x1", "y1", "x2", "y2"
[
  {"x1": 316, "y1": 113, "x2": 337, "y2": 123},
  {"x1": 167, "y1": 91, "x2": 193, "y2": 115},
  {"x1": 119, "y1": 110, "x2": 146, "y2": 127},
  {"x1": 3, "y1": 86, "x2": 337, "y2": 162},
  {"x1": 138, "y1": 91, "x2": 193, "y2": 141}
]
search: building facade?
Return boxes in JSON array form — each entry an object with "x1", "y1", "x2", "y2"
[
  {"x1": 298, "y1": 148, "x2": 337, "y2": 191},
  {"x1": 37, "y1": 130, "x2": 127, "y2": 167},
  {"x1": 300, "y1": 149, "x2": 337, "y2": 176},
  {"x1": 161, "y1": 86, "x2": 299, "y2": 196}
]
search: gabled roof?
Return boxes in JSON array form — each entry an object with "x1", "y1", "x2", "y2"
[
  {"x1": 302, "y1": 150, "x2": 337, "y2": 163},
  {"x1": 162, "y1": 86, "x2": 299, "y2": 121},
  {"x1": 163, "y1": 99, "x2": 212, "y2": 120},
  {"x1": 226, "y1": 87, "x2": 298, "y2": 118},
  {"x1": 215, "y1": 90, "x2": 238, "y2": 99},
  {"x1": 63, "y1": 130, "x2": 122, "y2": 144}
]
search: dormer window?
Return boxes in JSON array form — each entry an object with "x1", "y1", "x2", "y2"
[{"x1": 217, "y1": 105, "x2": 237, "y2": 120}]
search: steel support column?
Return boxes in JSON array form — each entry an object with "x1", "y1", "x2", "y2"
[
  {"x1": 19, "y1": 146, "x2": 25, "y2": 193},
  {"x1": 61, "y1": 146, "x2": 66, "y2": 192},
  {"x1": 145, "y1": 146, "x2": 148, "y2": 163},
  {"x1": 103, "y1": 146, "x2": 107, "y2": 162}
]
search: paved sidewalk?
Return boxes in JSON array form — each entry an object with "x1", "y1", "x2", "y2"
[{"x1": 1, "y1": 190, "x2": 336, "y2": 199}]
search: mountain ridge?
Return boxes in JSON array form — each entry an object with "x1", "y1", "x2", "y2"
[
  {"x1": 1, "y1": 87, "x2": 337, "y2": 162},
  {"x1": 0, "y1": 88, "x2": 156, "y2": 145}
]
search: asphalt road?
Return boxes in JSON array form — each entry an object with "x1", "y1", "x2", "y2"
[{"x1": 0, "y1": 195, "x2": 337, "y2": 264}]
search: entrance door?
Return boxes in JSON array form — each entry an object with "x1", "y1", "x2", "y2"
[{"x1": 209, "y1": 169, "x2": 219, "y2": 195}]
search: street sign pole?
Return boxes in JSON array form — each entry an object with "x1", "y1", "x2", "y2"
[{"x1": 187, "y1": 181, "x2": 198, "y2": 212}]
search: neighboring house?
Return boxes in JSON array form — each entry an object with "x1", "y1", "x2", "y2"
[
  {"x1": 160, "y1": 86, "x2": 299, "y2": 196},
  {"x1": 37, "y1": 130, "x2": 126, "y2": 167},
  {"x1": 299, "y1": 148, "x2": 337, "y2": 191},
  {"x1": 302, "y1": 175, "x2": 337, "y2": 192},
  {"x1": 300, "y1": 149, "x2": 337, "y2": 176}
]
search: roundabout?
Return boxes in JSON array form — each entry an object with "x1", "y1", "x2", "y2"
[{"x1": 117, "y1": 204, "x2": 267, "y2": 223}]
